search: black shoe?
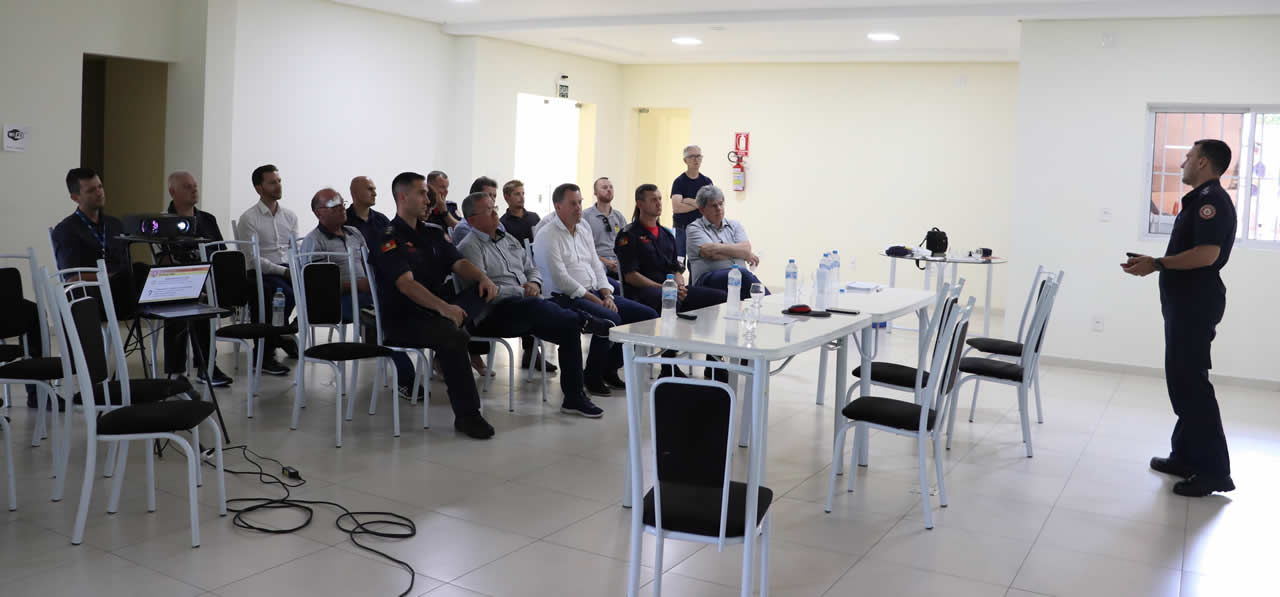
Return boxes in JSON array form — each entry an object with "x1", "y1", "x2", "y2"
[
  {"x1": 398, "y1": 384, "x2": 426, "y2": 402},
  {"x1": 197, "y1": 367, "x2": 232, "y2": 387},
  {"x1": 260, "y1": 356, "x2": 290, "y2": 376},
  {"x1": 580, "y1": 314, "x2": 616, "y2": 337},
  {"x1": 279, "y1": 337, "x2": 299, "y2": 359},
  {"x1": 1149, "y1": 456, "x2": 1195, "y2": 479},
  {"x1": 585, "y1": 379, "x2": 612, "y2": 397},
  {"x1": 522, "y1": 354, "x2": 558, "y2": 374},
  {"x1": 603, "y1": 371, "x2": 626, "y2": 389},
  {"x1": 454, "y1": 413, "x2": 495, "y2": 439},
  {"x1": 561, "y1": 395, "x2": 604, "y2": 418},
  {"x1": 1173, "y1": 474, "x2": 1235, "y2": 497}
]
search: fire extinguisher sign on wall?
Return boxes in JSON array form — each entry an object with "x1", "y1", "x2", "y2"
[{"x1": 729, "y1": 132, "x2": 749, "y2": 191}]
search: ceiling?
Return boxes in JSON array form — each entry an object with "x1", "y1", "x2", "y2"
[{"x1": 333, "y1": 0, "x2": 1280, "y2": 64}]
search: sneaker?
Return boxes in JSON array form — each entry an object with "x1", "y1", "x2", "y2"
[
  {"x1": 197, "y1": 367, "x2": 232, "y2": 387},
  {"x1": 521, "y1": 353, "x2": 558, "y2": 374},
  {"x1": 579, "y1": 313, "x2": 615, "y2": 337},
  {"x1": 702, "y1": 356, "x2": 729, "y2": 383},
  {"x1": 260, "y1": 356, "x2": 290, "y2": 376},
  {"x1": 561, "y1": 395, "x2": 604, "y2": 418},
  {"x1": 603, "y1": 371, "x2": 626, "y2": 389},
  {"x1": 454, "y1": 413, "x2": 496, "y2": 439},
  {"x1": 398, "y1": 384, "x2": 426, "y2": 402},
  {"x1": 584, "y1": 379, "x2": 612, "y2": 397}
]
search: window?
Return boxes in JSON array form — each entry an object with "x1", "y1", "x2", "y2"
[{"x1": 1146, "y1": 108, "x2": 1280, "y2": 242}]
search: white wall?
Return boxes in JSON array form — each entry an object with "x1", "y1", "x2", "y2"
[
  {"x1": 621, "y1": 63, "x2": 1019, "y2": 304},
  {"x1": 0, "y1": 0, "x2": 189, "y2": 275},
  {"x1": 224, "y1": 0, "x2": 453, "y2": 225},
  {"x1": 450, "y1": 36, "x2": 624, "y2": 197},
  {"x1": 1011, "y1": 17, "x2": 1280, "y2": 382}
]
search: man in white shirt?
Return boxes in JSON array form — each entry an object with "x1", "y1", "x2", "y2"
[
  {"x1": 235, "y1": 164, "x2": 298, "y2": 375},
  {"x1": 534, "y1": 183, "x2": 657, "y2": 394}
]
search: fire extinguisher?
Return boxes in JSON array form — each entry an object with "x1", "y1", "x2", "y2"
[{"x1": 728, "y1": 150, "x2": 746, "y2": 191}]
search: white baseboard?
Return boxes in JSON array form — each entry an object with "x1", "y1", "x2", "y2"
[{"x1": 1039, "y1": 355, "x2": 1280, "y2": 392}]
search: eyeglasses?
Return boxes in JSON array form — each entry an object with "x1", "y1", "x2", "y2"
[
  {"x1": 321, "y1": 196, "x2": 346, "y2": 209},
  {"x1": 686, "y1": 154, "x2": 703, "y2": 160}
]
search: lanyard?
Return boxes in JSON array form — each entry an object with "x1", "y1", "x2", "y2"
[{"x1": 74, "y1": 210, "x2": 107, "y2": 257}]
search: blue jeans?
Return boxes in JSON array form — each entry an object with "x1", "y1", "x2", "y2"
[
  {"x1": 346, "y1": 292, "x2": 416, "y2": 388},
  {"x1": 696, "y1": 268, "x2": 770, "y2": 300},
  {"x1": 551, "y1": 291, "x2": 656, "y2": 382}
]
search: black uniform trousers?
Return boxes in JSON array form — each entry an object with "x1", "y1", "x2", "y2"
[
  {"x1": 454, "y1": 292, "x2": 586, "y2": 399},
  {"x1": 383, "y1": 311, "x2": 482, "y2": 418},
  {"x1": 626, "y1": 284, "x2": 727, "y2": 314},
  {"x1": 1161, "y1": 297, "x2": 1231, "y2": 479}
]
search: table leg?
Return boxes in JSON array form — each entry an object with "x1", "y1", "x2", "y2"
[
  {"x1": 622, "y1": 342, "x2": 643, "y2": 597},
  {"x1": 741, "y1": 357, "x2": 768, "y2": 597},
  {"x1": 984, "y1": 263, "x2": 994, "y2": 337},
  {"x1": 832, "y1": 335, "x2": 851, "y2": 473},
  {"x1": 889, "y1": 257, "x2": 897, "y2": 288}
]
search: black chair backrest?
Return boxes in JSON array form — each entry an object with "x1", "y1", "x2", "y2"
[
  {"x1": 653, "y1": 383, "x2": 732, "y2": 487},
  {"x1": 210, "y1": 250, "x2": 250, "y2": 309},
  {"x1": 69, "y1": 296, "x2": 110, "y2": 386},
  {"x1": 0, "y1": 267, "x2": 29, "y2": 339},
  {"x1": 302, "y1": 262, "x2": 342, "y2": 326},
  {"x1": 942, "y1": 320, "x2": 971, "y2": 395}
]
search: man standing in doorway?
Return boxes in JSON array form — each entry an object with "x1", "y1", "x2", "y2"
[
  {"x1": 1123, "y1": 139, "x2": 1237, "y2": 497},
  {"x1": 669, "y1": 145, "x2": 712, "y2": 258}
]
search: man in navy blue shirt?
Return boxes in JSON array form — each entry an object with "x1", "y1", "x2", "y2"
[
  {"x1": 52, "y1": 167, "x2": 134, "y2": 318},
  {"x1": 345, "y1": 176, "x2": 391, "y2": 250},
  {"x1": 670, "y1": 144, "x2": 712, "y2": 258},
  {"x1": 1123, "y1": 139, "x2": 1237, "y2": 497}
]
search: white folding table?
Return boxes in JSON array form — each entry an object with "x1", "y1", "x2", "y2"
[
  {"x1": 882, "y1": 252, "x2": 1007, "y2": 336},
  {"x1": 612, "y1": 297, "x2": 871, "y2": 597}
]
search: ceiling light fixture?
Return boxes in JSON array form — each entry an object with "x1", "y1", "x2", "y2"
[
  {"x1": 867, "y1": 32, "x2": 901, "y2": 42},
  {"x1": 671, "y1": 37, "x2": 703, "y2": 46}
]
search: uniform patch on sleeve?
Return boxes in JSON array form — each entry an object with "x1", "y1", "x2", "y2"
[
  {"x1": 1199, "y1": 204, "x2": 1216, "y2": 220},
  {"x1": 618, "y1": 236, "x2": 629, "y2": 246},
  {"x1": 381, "y1": 240, "x2": 397, "y2": 253}
]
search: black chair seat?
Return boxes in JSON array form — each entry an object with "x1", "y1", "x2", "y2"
[
  {"x1": 0, "y1": 344, "x2": 30, "y2": 363},
  {"x1": 841, "y1": 396, "x2": 936, "y2": 431},
  {"x1": 852, "y1": 362, "x2": 928, "y2": 389},
  {"x1": 304, "y1": 342, "x2": 394, "y2": 362},
  {"x1": 643, "y1": 481, "x2": 773, "y2": 538},
  {"x1": 0, "y1": 357, "x2": 63, "y2": 381},
  {"x1": 959, "y1": 357, "x2": 1024, "y2": 382},
  {"x1": 966, "y1": 337, "x2": 1023, "y2": 358},
  {"x1": 97, "y1": 400, "x2": 216, "y2": 436},
  {"x1": 73, "y1": 377, "x2": 194, "y2": 406},
  {"x1": 215, "y1": 323, "x2": 294, "y2": 340}
]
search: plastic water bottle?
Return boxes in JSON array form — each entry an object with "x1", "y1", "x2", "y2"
[
  {"x1": 815, "y1": 254, "x2": 829, "y2": 311},
  {"x1": 661, "y1": 274, "x2": 678, "y2": 323},
  {"x1": 831, "y1": 250, "x2": 842, "y2": 290},
  {"x1": 784, "y1": 259, "x2": 799, "y2": 305},
  {"x1": 271, "y1": 289, "x2": 286, "y2": 327},
  {"x1": 726, "y1": 265, "x2": 742, "y2": 315}
]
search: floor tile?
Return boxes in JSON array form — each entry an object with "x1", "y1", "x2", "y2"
[
  {"x1": 1012, "y1": 543, "x2": 1180, "y2": 597},
  {"x1": 433, "y1": 480, "x2": 609, "y2": 538},
  {"x1": 542, "y1": 503, "x2": 706, "y2": 571},
  {"x1": 334, "y1": 511, "x2": 534, "y2": 582},
  {"x1": 864, "y1": 518, "x2": 1034, "y2": 586},
  {"x1": 824, "y1": 558, "x2": 1008, "y2": 597},
  {"x1": 215, "y1": 546, "x2": 444, "y2": 596},
  {"x1": 669, "y1": 537, "x2": 854, "y2": 597},
  {"x1": 1035, "y1": 508, "x2": 1183, "y2": 569},
  {"x1": 452, "y1": 541, "x2": 649, "y2": 597},
  {"x1": 2, "y1": 548, "x2": 203, "y2": 597}
]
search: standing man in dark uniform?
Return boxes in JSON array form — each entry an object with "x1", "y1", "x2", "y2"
[
  {"x1": 375, "y1": 171, "x2": 499, "y2": 439},
  {"x1": 670, "y1": 145, "x2": 712, "y2": 258},
  {"x1": 1123, "y1": 139, "x2": 1236, "y2": 497},
  {"x1": 618, "y1": 183, "x2": 727, "y2": 378}
]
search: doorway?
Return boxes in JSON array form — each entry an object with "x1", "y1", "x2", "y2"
[
  {"x1": 512, "y1": 93, "x2": 596, "y2": 218},
  {"x1": 630, "y1": 107, "x2": 691, "y2": 228}
]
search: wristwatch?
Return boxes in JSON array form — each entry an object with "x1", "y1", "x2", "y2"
[{"x1": 1153, "y1": 257, "x2": 1166, "y2": 272}]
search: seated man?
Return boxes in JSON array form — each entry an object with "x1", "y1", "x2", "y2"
[
  {"x1": 234, "y1": 164, "x2": 297, "y2": 376},
  {"x1": 425, "y1": 170, "x2": 460, "y2": 232},
  {"x1": 456, "y1": 191, "x2": 610, "y2": 417},
  {"x1": 582, "y1": 177, "x2": 625, "y2": 293},
  {"x1": 52, "y1": 167, "x2": 135, "y2": 318},
  {"x1": 157, "y1": 171, "x2": 232, "y2": 386},
  {"x1": 375, "y1": 172, "x2": 500, "y2": 439},
  {"x1": 616, "y1": 183, "x2": 727, "y2": 378},
  {"x1": 535, "y1": 183, "x2": 657, "y2": 396},
  {"x1": 300, "y1": 188, "x2": 422, "y2": 401},
  {"x1": 684, "y1": 184, "x2": 767, "y2": 300}
]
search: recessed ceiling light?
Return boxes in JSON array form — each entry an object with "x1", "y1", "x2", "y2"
[
  {"x1": 671, "y1": 37, "x2": 703, "y2": 46},
  {"x1": 710, "y1": 26, "x2": 726, "y2": 31},
  {"x1": 867, "y1": 32, "x2": 901, "y2": 42}
]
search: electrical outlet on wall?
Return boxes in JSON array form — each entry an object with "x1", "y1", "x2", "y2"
[{"x1": 1091, "y1": 315, "x2": 1105, "y2": 333}]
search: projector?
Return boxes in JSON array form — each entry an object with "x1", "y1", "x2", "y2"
[{"x1": 123, "y1": 214, "x2": 198, "y2": 238}]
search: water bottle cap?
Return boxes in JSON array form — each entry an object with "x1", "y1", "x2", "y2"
[
  {"x1": 788, "y1": 259, "x2": 795, "y2": 263},
  {"x1": 732, "y1": 264, "x2": 739, "y2": 269},
  {"x1": 666, "y1": 274, "x2": 674, "y2": 280}
]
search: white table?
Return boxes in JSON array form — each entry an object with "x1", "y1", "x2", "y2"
[
  {"x1": 611, "y1": 297, "x2": 871, "y2": 597},
  {"x1": 882, "y1": 252, "x2": 1007, "y2": 336}
]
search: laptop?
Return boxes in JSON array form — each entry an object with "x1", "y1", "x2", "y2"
[{"x1": 134, "y1": 263, "x2": 224, "y2": 319}]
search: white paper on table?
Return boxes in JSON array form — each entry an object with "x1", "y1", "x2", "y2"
[
  {"x1": 724, "y1": 311, "x2": 797, "y2": 326},
  {"x1": 846, "y1": 281, "x2": 883, "y2": 292}
]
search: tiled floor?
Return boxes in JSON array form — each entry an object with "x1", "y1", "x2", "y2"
[{"x1": 2, "y1": 319, "x2": 1276, "y2": 596}]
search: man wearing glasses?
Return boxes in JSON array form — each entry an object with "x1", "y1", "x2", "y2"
[
  {"x1": 582, "y1": 177, "x2": 626, "y2": 290},
  {"x1": 670, "y1": 145, "x2": 713, "y2": 258},
  {"x1": 685, "y1": 185, "x2": 765, "y2": 300}
]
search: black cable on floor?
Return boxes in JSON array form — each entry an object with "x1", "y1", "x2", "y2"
[{"x1": 205, "y1": 445, "x2": 418, "y2": 597}]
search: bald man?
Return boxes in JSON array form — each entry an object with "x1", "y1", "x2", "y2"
[{"x1": 346, "y1": 175, "x2": 391, "y2": 251}]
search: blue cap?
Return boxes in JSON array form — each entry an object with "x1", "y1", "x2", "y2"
[
  {"x1": 732, "y1": 264, "x2": 739, "y2": 269},
  {"x1": 789, "y1": 259, "x2": 795, "y2": 263},
  {"x1": 666, "y1": 274, "x2": 674, "y2": 280}
]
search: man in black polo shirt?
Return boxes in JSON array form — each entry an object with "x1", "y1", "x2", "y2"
[
  {"x1": 499, "y1": 179, "x2": 541, "y2": 245},
  {"x1": 425, "y1": 170, "x2": 460, "y2": 232},
  {"x1": 669, "y1": 145, "x2": 712, "y2": 258},
  {"x1": 156, "y1": 171, "x2": 231, "y2": 387},
  {"x1": 375, "y1": 171, "x2": 499, "y2": 439},
  {"x1": 51, "y1": 167, "x2": 135, "y2": 317},
  {"x1": 345, "y1": 175, "x2": 390, "y2": 250}
]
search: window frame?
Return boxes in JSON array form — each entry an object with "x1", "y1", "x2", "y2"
[{"x1": 1141, "y1": 104, "x2": 1280, "y2": 250}]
